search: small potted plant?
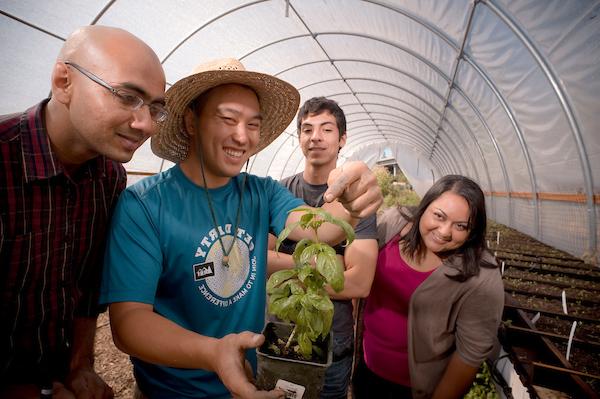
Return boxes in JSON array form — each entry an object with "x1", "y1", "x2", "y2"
[{"x1": 256, "y1": 207, "x2": 355, "y2": 399}]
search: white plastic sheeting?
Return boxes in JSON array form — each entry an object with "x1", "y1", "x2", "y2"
[{"x1": 1, "y1": 0, "x2": 599, "y2": 262}]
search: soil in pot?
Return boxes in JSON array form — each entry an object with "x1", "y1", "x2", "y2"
[{"x1": 256, "y1": 321, "x2": 332, "y2": 399}]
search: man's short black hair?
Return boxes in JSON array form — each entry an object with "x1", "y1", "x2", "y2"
[{"x1": 296, "y1": 97, "x2": 346, "y2": 138}]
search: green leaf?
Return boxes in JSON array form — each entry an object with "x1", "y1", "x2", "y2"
[
  {"x1": 304, "y1": 280, "x2": 321, "y2": 292},
  {"x1": 296, "y1": 330, "x2": 312, "y2": 359},
  {"x1": 279, "y1": 294, "x2": 303, "y2": 320},
  {"x1": 304, "y1": 292, "x2": 334, "y2": 312},
  {"x1": 311, "y1": 313, "x2": 324, "y2": 337},
  {"x1": 302, "y1": 272, "x2": 326, "y2": 291},
  {"x1": 288, "y1": 207, "x2": 315, "y2": 230},
  {"x1": 292, "y1": 239, "x2": 314, "y2": 265},
  {"x1": 297, "y1": 264, "x2": 314, "y2": 282},
  {"x1": 321, "y1": 307, "x2": 333, "y2": 337},
  {"x1": 300, "y1": 294, "x2": 333, "y2": 338},
  {"x1": 307, "y1": 207, "x2": 334, "y2": 224},
  {"x1": 269, "y1": 294, "x2": 302, "y2": 322},
  {"x1": 267, "y1": 269, "x2": 298, "y2": 291},
  {"x1": 304, "y1": 308, "x2": 323, "y2": 336},
  {"x1": 272, "y1": 277, "x2": 305, "y2": 296},
  {"x1": 300, "y1": 211, "x2": 315, "y2": 227},
  {"x1": 275, "y1": 221, "x2": 301, "y2": 251},
  {"x1": 296, "y1": 306, "x2": 312, "y2": 329},
  {"x1": 329, "y1": 217, "x2": 355, "y2": 246},
  {"x1": 299, "y1": 244, "x2": 320, "y2": 265},
  {"x1": 286, "y1": 279, "x2": 305, "y2": 295},
  {"x1": 267, "y1": 287, "x2": 289, "y2": 303},
  {"x1": 319, "y1": 243, "x2": 337, "y2": 257},
  {"x1": 268, "y1": 297, "x2": 286, "y2": 318},
  {"x1": 316, "y1": 252, "x2": 344, "y2": 292},
  {"x1": 464, "y1": 362, "x2": 498, "y2": 399},
  {"x1": 300, "y1": 314, "x2": 323, "y2": 339}
]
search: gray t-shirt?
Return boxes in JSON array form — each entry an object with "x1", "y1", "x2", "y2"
[{"x1": 278, "y1": 172, "x2": 377, "y2": 353}]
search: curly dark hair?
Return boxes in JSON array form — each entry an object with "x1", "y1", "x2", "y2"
[
  {"x1": 400, "y1": 174, "x2": 495, "y2": 281},
  {"x1": 296, "y1": 97, "x2": 346, "y2": 139}
]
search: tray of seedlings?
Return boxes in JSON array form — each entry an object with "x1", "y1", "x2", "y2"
[{"x1": 488, "y1": 221, "x2": 600, "y2": 398}]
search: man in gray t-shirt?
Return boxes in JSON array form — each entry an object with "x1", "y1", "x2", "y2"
[{"x1": 268, "y1": 97, "x2": 378, "y2": 399}]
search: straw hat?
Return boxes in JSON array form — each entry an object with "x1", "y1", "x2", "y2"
[{"x1": 152, "y1": 58, "x2": 300, "y2": 163}]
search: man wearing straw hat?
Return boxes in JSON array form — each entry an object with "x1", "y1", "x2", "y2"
[
  {"x1": 0, "y1": 26, "x2": 166, "y2": 398},
  {"x1": 100, "y1": 58, "x2": 382, "y2": 399}
]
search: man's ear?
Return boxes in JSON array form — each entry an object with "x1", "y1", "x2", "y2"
[
  {"x1": 339, "y1": 133, "x2": 347, "y2": 149},
  {"x1": 50, "y1": 62, "x2": 72, "y2": 104},
  {"x1": 184, "y1": 108, "x2": 197, "y2": 136}
]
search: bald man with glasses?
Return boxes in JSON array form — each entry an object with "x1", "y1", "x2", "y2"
[{"x1": 0, "y1": 25, "x2": 166, "y2": 398}]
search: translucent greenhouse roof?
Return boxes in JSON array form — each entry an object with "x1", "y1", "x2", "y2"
[{"x1": 1, "y1": 0, "x2": 599, "y2": 262}]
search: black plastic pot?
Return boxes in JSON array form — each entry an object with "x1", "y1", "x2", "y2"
[{"x1": 256, "y1": 321, "x2": 333, "y2": 399}]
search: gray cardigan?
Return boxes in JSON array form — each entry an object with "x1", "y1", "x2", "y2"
[{"x1": 376, "y1": 207, "x2": 504, "y2": 398}]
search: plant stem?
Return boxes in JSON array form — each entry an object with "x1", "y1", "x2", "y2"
[{"x1": 283, "y1": 325, "x2": 297, "y2": 355}]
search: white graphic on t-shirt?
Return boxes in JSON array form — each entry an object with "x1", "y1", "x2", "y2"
[{"x1": 194, "y1": 225, "x2": 257, "y2": 307}]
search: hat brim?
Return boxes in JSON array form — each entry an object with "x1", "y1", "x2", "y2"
[{"x1": 151, "y1": 70, "x2": 300, "y2": 163}]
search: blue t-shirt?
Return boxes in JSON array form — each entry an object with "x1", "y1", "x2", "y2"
[{"x1": 100, "y1": 165, "x2": 303, "y2": 398}]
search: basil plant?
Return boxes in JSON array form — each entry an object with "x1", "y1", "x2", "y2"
[{"x1": 267, "y1": 207, "x2": 355, "y2": 359}]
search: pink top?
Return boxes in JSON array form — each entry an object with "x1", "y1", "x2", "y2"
[{"x1": 362, "y1": 235, "x2": 434, "y2": 385}]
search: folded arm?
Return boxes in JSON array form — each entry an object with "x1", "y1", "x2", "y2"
[{"x1": 267, "y1": 234, "x2": 377, "y2": 300}]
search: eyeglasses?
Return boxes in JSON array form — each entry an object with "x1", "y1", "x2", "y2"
[{"x1": 64, "y1": 61, "x2": 168, "y2": 123}]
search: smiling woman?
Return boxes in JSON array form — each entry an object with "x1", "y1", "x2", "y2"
[
  {"x1": 353, "y1": 175, "x2": 505, "y2": 399},
  {"x1": 417, "y1": 191, "x2": 471, "y2": 260}
]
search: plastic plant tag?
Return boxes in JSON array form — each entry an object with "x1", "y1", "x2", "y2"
[
  {"x1": 566, "y1": 321, "x2": 577, "y2": 361},
  {"x1": 561, "y1": 290, "x2": 568, "y2": 314},
  {"x1": 276, "y1": 379, "x2": 306, "y2": 399},
  {"x1": 496, "y1": 231, "x2": 500, "y2": 245}
]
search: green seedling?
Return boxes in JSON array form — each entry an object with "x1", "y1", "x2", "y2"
[{"x1": 266, "y1": 207, "x2": 355, "y2": 359}]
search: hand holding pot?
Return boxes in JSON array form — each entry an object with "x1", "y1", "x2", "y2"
[{"x1": 213, "y1": 332, "x2": 285, "y2": 399}]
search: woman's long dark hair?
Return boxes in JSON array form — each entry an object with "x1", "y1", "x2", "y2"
[{"x1": 400, "y1": 175, "x2": 495, "y2": 281}]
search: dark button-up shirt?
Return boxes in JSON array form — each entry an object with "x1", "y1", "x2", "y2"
[{"x1": 0, "y1": 100, "x2": 126, "y2": 382}]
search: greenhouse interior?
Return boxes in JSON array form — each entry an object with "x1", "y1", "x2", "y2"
[{"x1": 1, "y1": 0, "x2": 599, "y2": 398}]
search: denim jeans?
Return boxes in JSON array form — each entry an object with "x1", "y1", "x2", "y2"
[{"x1": 320, "y1": 333, "x2": 353, "y2": 399}]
